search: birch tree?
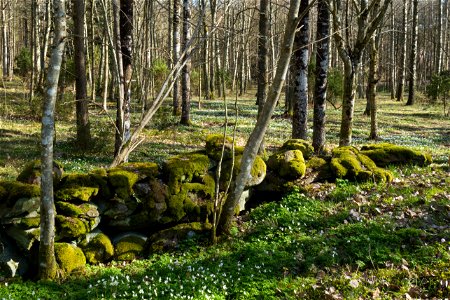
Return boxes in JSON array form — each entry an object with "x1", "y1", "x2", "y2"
[{"x1": 39, "y1": 0, "x2": 66, "y2": 280}]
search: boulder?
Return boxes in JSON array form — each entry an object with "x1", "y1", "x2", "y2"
[
  {"x1": 331, "y1": 146, "x2": 393, "y2": 183},
  {"x1": 54, "y1": 243, "x2": 86, "y2": 275},
  {"x1": 55, "y1": 174, "x2": 99, "y2": 202},
  {"x1": 56, "y1": 215, "x2": 100, "y2": 239},
  {"x1": 0, "y1": 234, "x2": 29, "y2": 277},
  {"x1": 147, "y1": 222, "x2": 211, "y2": 253},
  {"x1": 163, "y1": 153, "x2": 214, "y2": 194},
  {"x1": 135, "y1": 179, "x2": 168, "y2": 221},
  {"x1": 267, "y1": 150, "x2": 306, "y2": 180},
  {"x1": 221, "y1": 155, "x2": 266, "y2": 188},
  {"x1": 360, "y1": 143, "x2": 432, "y2": 167},
  {"x1": 108, "y1": 168, "x2": 139, "y2": 201},
  {"x1": 112, "y1": 232, "x2": 147, "y2": 261},
  {"x1": 16, "y1": 160, "x2": 63, "y2": 186},
  {"x1": 0, "y1": 181, "x2": 40, "y2": 209},
  {"x1": 280, "y1": 139, "x2": 314, "y2": 159},
  {"x1": 116, "y1": 162, "x2": 159, "y2": 181},
  {"x1": 5, "y1": 226, "x2": 40, "y2": 251},
  {"x1": 2, "y1": 197, "x2": 40, "y2": 220},
  {"x1": 204, "y1": 134, "x2": 244, "y2": 161},
  {"x1": 79, "y1": 230, "x2": 114, "y2": 264}
]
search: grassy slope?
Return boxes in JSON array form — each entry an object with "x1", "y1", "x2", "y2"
[{"x1": 0, "y1": 81, "x2": 449, "y2": 298}]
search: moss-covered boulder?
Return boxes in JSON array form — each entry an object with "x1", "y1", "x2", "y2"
[
  {"x1": 108, "y1": 168, "x2": 139, "y2": 201},
  {"x1": 113, "y1": 232, "x2": 147, "y2": 261},
  {"x1": 16, "y1": 160, "x2": 63, "y2": 186},
  {"x1": 5, "y1": 226, "x2": 40, "y2": 251},
  {"x1": 205, "y1": 134, "x2": 244, "y2": 161},
  {"x1": 280, "y1": 139, "x2": 314, "y2": 159},
  {"x1": 148, "y1": 222, "x2": 212, "y2": 253},
  {"x1": 163, "y1": 153, "x2": 214, "y2": 194},
  {"x1": 267, "y1": 150, "x2": 306, "y2": 180},
  {"x1": 0, "y1": 181, "x2": 40, "y2": 206},
  {"x1": 56, "y1": 215, "x2": 100, "y2": 239},
  {"x1": 166, "y1": 174, "x2": 215, "y2": 223},
  {"x1": 115, "y1": 162, "x2": 159, "y2": 181},
  {"x1": 135, "y1": 179, "x2": 169, "y2": 222},
  {"x1": 79, "y1": 231, "x2": 114, "y2": 264},
  {"x1": 331, "y1": 146, "x2": 393, "y2": 183},
  {"x1": 2, "y1": 197, "x2": 40, "y2": 220},
  {"x1": 54, "y1": 243, "x2": 86, "y2": 275},
  {"x1": 221, "y1": 155, "x2": 267, "y2": 188},
  {"x1": 305, "y1": 156, "x2": 333, "y2": 182},
  {"x1": 55, "y1": 174, "x2": 99, "y2": 202},
  {"x1": 360, "y1": 143, "x2": 432, "y2": 167},
  {"x1": 56, "y1": 201, "x2": 99, "y2": 219}
]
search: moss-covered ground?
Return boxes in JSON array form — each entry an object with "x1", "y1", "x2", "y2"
[{"x1": 0, "y1": 80, "x2": 449, "y2": 298}]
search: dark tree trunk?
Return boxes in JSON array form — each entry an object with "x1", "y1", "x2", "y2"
[
  {"x1": 312, "y1": 0, "x2": 330, "y2": 153},
  {"x1": 72, "y1": 0, "x2": 91, "y2": 150},
  {"x1": 367, "y1": 33, "x2": 380, "y2": 139},
  {"x1": 291, "y1": 0, "x2": 309, "y2": 140},
  {"x1": 39, "y1": 0, "x2": 66, "y2": 280},
  {"x1": 180, "y1": 0, "x2": 191, "y2": 125},
  {"x1": 395, "y1": 0, "x2": 407, "y2": 101},
  {"x1": 406, "y1": 0, "x2": 418, "y2": 106}
]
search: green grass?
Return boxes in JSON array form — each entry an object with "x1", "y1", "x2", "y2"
[{"x1": 0, "y1": 81, "x2": 449, "y2": 298}]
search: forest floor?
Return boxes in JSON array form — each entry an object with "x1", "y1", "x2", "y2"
[{"x1": 0, "y1": 80, "x2": 449, "y2": 299}]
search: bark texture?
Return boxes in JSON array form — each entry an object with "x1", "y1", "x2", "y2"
[
  {"x1": 180, "y1": 0, "x2": 191, "y2": 125},
  {"x1": 39, "y1": 0, "x2": 66, "y2": 280},
  {"x1": 406, "y1": 0, "x2": 418, "y2": 106}
]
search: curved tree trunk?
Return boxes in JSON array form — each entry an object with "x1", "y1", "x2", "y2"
[
  {"x1": 218, "y1": 0, "x2": 306, "y2": 234},
  {"x1": 291, "y1": 0, "x2": 309, "y2": 140},
  {"x1": 39, "y1": 0, "x2": 66, "y2": 280},
  {"x1": 312, "y1": 0, "x2": 330, "y2": 153}
]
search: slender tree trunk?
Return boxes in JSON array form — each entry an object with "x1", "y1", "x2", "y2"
[
  {"x1": 72, "y1": 0, "x2": 91, "y2": 150},
  {"x1": 291, "y1": 0, "x2": 309, "y2": 140},
  {"x1": 112, "y1": 0, "x2": 125, "y2": 157},
  {"x1": 120, "y1": 0, "x2": 133, "y2": 159},
  {"x1": 38, "y1": 0, "x2": 52, "y2": 87},
  {"x1": 218, "y1": 0, "x2": 304, "y2": 234},
  {"x1": 39, "y1": 0, "x2": 66, "y2": 280},
  {"x1": 312, "y1": 0, "x2": 330, "y2": 153},
  {"x1": 406, "y1": 0, "x2": 418, "y2": 106},
  {"x1": 180, "y1": 0, "x2": 191, "y2": 125},
  {"x1": 389, "y1": 1, "x2": 395, "y2": 99},
  {"x1": 367, "y1": 33, "x2": 380, "y2": 139},
  {"x1": 256, "y1": 0, "x2": 269, "y2": 153},
  {"x1": 173, "y1": 0, "x2": 181, "y2": 115},
  {"x1": 436, "y1": 0, "x2": 442, "y2": 75},
  {"x1": 395, "y1": 0, "x2": 408, "y2": 101},
  {"x1": 89, "y1": 0, "x2": 96, "y2": 102},
  {"x1": 201, "y1": 0, "x2": 209, "y2": 99}
]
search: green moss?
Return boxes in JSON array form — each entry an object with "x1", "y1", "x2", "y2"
[
  {"x1": 114, "y1": 236, "x2": 146, "y2": 261},
  {"x1": 56, "y1": 201, "x2": 98, "y2": 218},
  {"x1": 108, "y1": 169, "x2": 139, "y2": 200},
  {"x1": 331, "y1": 147, "x2": 393, "y2": 183},
  {"x1": 56, "y1": 215, "x2": 91, "y2": 239},
  {"x1": 88, "y1": 170, "x2": 111, "y2": 199},
  {"x1": 118, "y1": 162, "x2": 159, "y2": 180},
  {"x1": 16, "y1": 160, "x2": 64, "y2": 185},
  {"x1": 221, "y1": 155, "x2": 267, "y2": 188},
  {"x1": 54, "y1": 243, "x2": 86, "y2": 275},
  {"x1": 267, "y1": 150, "x2": 305, "y2": 180},
  {"x1": 1, "y1": 181, "x2": 40, "y2": 205},
  {"x1": 306, "y1": 157, "x2": 327, "y2": 169},
  {"x1": 361, "y1": 143, "x2": 432, "y2": 167},
  {"x1": 81, "y1": 233, "x2": 114, "y2": 264},
  {"x1": 55, "y1": 187, "x2": 99, "y2": 202},
  {"x1": 163, "y1": 153, "x2": 212, "y2": 194},
  {"x1": 281, "y1": 139, "x2": 314, "y2": 159},
  {"x1": 15, "y1": 217, "x2": 41, "y2": 229},
  {"x1": 204, "y1": 134, "x2": 244, "y2": 161},
  {"x1": 0, "y1": 184, "x2": 7, "y2": 202}
]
